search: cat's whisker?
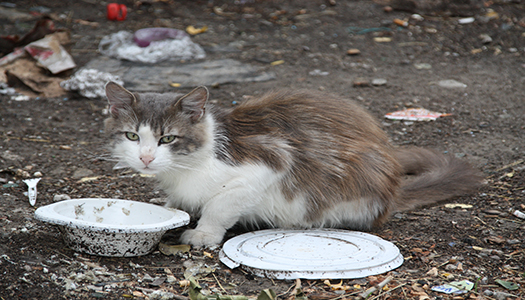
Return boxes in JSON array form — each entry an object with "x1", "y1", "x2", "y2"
[{"x1": 165, "y1": 163, "x2": 199, "y2": 172}]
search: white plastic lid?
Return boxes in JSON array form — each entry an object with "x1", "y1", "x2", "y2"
[{"x1": 219, "y1": 229, "x2": 403, "y2": 279}]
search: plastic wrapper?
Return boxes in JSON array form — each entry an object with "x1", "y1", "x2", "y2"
[
  {"x1": 133, "y1": 28, "x2": 187, "y2": 47},
  {"x1": 60, "y1": 69, "x2": 124, "y2": 98},
  {"x1": 98, "y1": 30, "x2": 205, "y2": 64}
]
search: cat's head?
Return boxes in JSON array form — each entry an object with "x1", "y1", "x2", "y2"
[{"x1": 104, "y1": 82, "x2": 211, "y2": 174}]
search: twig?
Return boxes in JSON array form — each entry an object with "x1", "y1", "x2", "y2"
[
  {"x1": 495, "y1": 159, "x2": 524, "y2": 172},
  {"x1": 277, "y1": 281, "x2": 296, "y2": 298},
  {"x1": 212, "y1": 273, "x2": 227, "y2": 294},
  {"x1": 3, "y1": 135, "x2": 50, "y2": 143},
  {"x1": 358, "y1": 276, "x2": 393, "y2": 299},
  {"x1": 473, "y1": 215, "x2": 495, "y2": 229},
  {"x1": 369, "y1": 282, "x2": 408, "y2": 300}
]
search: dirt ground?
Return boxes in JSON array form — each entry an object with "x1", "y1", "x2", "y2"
[{"x1": 1, "y1": 0, "x2": 524, "y2": 299}]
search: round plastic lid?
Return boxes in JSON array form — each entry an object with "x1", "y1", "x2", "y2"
[{"x1": 219, "y1": 229, "x2": 403, "y2": 279}]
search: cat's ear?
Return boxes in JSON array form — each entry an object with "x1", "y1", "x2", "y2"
[
  {"x1": 175, "y1": 86, "x2": 209, "y2": 122},
  {"x1": 105, "y1": 81, "x2": 137, "y2": 117}
]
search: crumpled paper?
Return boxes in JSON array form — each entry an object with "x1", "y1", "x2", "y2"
[
  {"x1": 25, "y1": 34, "x2": 76, "y2": 74},
  {"x1": 385, "y1": 108, "x2": 452, "y2": 121}
]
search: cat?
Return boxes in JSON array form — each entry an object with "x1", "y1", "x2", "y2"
[{"x1": 104, "y1": 82, "x2": 482, "y2": 247}]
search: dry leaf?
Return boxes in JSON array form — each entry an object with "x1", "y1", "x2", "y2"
[
  {"x1": 77, "y1": 176, "x2": 101, "y2": 183},
  {"x1": 158, "y1": 243, "x2": 191, "y2": 256},
  {"x1": 132, "y1": 290, "x2": 145, "y2": 297},
  {"x1": 180, "y1": 279, "x2": 190, "y2": 288},
  {"x1": 426, "y1": 267, "x2": 439, "y2": 277},
  {"x1": 186, "y1": 25, "x2": 208, "y2": 35},
  {"x1": 444, "y1": 204, "x2": 473, "y2": 209},
  {"x1": 323, "y1": 279, "x2": 351, "y2": 291}
]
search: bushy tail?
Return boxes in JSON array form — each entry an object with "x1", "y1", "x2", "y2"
[{"x1": 393, "y1": 147, "x2": 483, "y2": 212}]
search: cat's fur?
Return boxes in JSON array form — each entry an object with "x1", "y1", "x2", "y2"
[{"x1": 104, "y1": 82, "x2": 482, "y2": 247}]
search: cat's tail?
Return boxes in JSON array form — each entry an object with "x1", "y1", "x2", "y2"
[{"x1": 393, "y1": 147, "x2": 484, "y2": 212}]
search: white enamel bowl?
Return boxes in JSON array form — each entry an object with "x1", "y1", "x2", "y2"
[{"x1": 34, "y1": 198, "x2": 190, "y2": 257}]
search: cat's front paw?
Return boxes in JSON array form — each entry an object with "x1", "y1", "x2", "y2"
[{"x1": 180, "y1": 229, "x2": 223, "y2": 248}]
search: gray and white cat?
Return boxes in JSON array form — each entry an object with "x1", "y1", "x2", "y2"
[{"x1": 104, "y1": 82, "x2": 482, "y2": 247}]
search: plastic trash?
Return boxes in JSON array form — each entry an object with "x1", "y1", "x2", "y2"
[
  {"x1": 431, "y1": 280, "x2": 474, "y2": 294},
  {"x1": 23, "y1": 178, "x2": 41, "y2": 206},
  {"x1": 60, "y1": 69, "x2": 124, "y2": 98},
  {"x1": 98, "y1": 30, "x2": 205, "y2": 64},
  {"x1": 107, "y1": 3, "x2": 127, "y2": 21},
  {"x1": 133, "y1": 28, "x2": 188, "y2": 47},
  {"x1": 509, "y1": 208, "x2": 525, "y2": 219},
  {"x1": 385, "y1": 108, "x2": 451, "y2": 121}
]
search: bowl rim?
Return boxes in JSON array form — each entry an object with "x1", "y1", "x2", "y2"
[{"x1": 34, "y1": 198, "x2": 190, "y2": 233}]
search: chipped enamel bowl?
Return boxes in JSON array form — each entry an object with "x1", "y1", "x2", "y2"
[
  {"x1": 34, "y1": 198, "x2": 190, "y2": 257},
  {"x1": 220, "y1": 229, "x2": 403, "y2": 279}
]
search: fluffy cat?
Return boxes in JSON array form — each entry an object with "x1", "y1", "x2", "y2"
[{"x1": 104, "y1": 82, "x2": 482, "y2": 247}]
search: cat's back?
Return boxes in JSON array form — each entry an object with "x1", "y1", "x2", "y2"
[{"x1": 224, "y1": 89, "x2": 387, "y2": 144}]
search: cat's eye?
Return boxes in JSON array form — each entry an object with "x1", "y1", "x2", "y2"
[
  {"x1": 125, "y1": 132, "x2": 139, "y2": 141},
  {"x1": 159, "y1": 135, "x2": 177, "y2": 144}
]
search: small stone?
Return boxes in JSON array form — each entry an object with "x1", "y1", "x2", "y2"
[
  {"x1": 372, "y1": 78, "x2": 387, "y2": 86},
  {"x1": 53, "y1": 194, "x2": 71, "y2": 202},
  {"x1": 414, "y1": 63, "x2": 432, "y2": 69},
  {"x1": 150, "y1": 277, "x2": 166, "y2": 286},
  {"x1": 15, "y1": 169, "x2": 31, "y2": 178},
  {"x1": 438, "y1": 79, "x2": 467, "y2": 89},
  {"x1": 167, "y1": 275, "x2": 177, "y2": 283},
  {"x1": 142, "y1": 273, "x2": 154, "y2": 281},
  {"x1": 149, "y1": 291, "x2": 176, "y2": 300},
  {"x1": 149, "y1": 198, "x2": 167, "y2": 204},
  {"x1": 479, "y1": 34, "x2": 493, "y2": 44},
  {"x1": 87, "y1": 285, "x2": 103, "y2": 291},
  {"x1": 411, "y1": 14, "x2": 424, "y2": 21},
  {"x1": 1, "y1": 150, "x2": 24, "y2": 162},
  {"x1": 457, "y1": 262, "x2": 464, "y2": 272},
  {"x1": 33, "y1": 171, "x2": 43, "y2": 177},
  {"x1": 347, "y1": 48, "x2": 361, "y2": 55},
  {"x1": 72, "y1": 168, "x2": 94, "y2": 179},
  {"x1": 353, "y1": 78, "x2": 370, "y2": 87},
  {"x1": 309, "y1": 69, "x2": 330, "y2": 76},
  {"x1": 458, "y1": 17, "x2": 475, "y2": 24}
]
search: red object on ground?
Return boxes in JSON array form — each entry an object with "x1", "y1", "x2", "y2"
[{"x1": 107, "y1": 3, "x2": 127, "y2": 21}]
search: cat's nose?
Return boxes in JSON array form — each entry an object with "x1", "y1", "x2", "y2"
[{"x1": 140, "y1": 155, "x2": 155, "y2": 167}]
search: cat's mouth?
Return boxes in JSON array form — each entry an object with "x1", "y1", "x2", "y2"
[{"x1": 139, "y1": 166, "x2": 158, "y2": 174}]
